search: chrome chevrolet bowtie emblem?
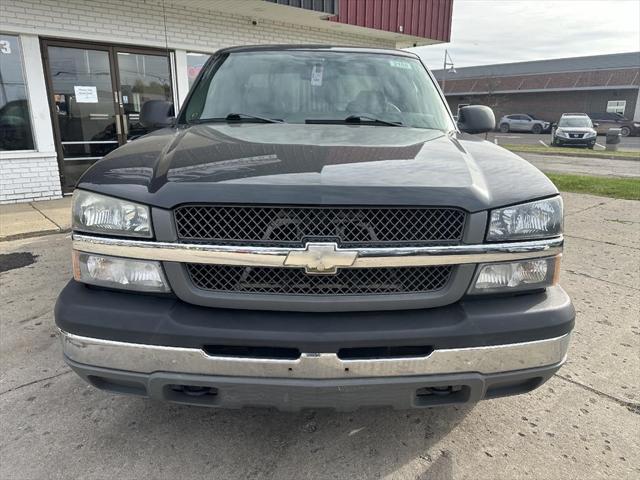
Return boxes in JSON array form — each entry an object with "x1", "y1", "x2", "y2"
[{"x1": 284, "y1": 243, "x2": 358, "y2": 275}]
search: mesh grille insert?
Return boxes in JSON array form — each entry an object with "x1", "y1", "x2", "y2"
[
  {"x1": 186, "y1": 264, "x2": 453, "y2": 296},
  {"x1": 174, "y1": 206, "x2": 466, "y2": 247}
]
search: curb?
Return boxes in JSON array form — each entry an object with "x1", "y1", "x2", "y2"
[
  {"x1": 0, "y1": 228, "x2": 71, "y2": 243},
  {"x1": 505, "y1": 148, "x2": 640, "y2": 162}
]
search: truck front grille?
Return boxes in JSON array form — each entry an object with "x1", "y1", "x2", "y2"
[
  {"x1": 174, "y1": 205, "x2": 466, "y2": 247},
  {"x1": 186, "y1": 264, "x2": 453, "y2": 296}
]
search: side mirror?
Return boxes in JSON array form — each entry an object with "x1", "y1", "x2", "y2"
[
  {"x1": 593, "y1": 122, "x2": 600, "y2": 128},
  {"x1": 139, "y1": 100, "x2": 175, "y2": 129},
  {"x1": 457, "y1": 105, "x2": 495, "y2": 134}
]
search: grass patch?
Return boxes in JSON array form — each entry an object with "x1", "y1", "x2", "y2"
[
  {"x1": 546, "y1": 173, "x2": 640, "y2": 200},
  {"x1": 501, "y1": 143, "x2": 640, "y2": 159}
]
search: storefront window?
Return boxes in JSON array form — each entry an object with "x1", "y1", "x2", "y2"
[
  {"x1": 187, "y1": 52, "x2": 211, "y2": 88},
  {"x1": 0, "y1": 34, "x2": 34, "y2": 150}
]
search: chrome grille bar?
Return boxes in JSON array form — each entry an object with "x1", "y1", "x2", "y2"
[{"x1": 72, "y1": 234, "x2": 563, "y2": 269}]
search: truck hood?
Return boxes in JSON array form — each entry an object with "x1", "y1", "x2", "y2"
[{"x1": 78, "y1": 123, "x2": 558, "y2": 212}]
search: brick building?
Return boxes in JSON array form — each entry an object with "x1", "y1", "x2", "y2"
[
  {"x1": 0, "y1": 0, "x2": 453, "y2": 203},
  {"x1": 434, "y1": 52, "x2": 640, "y2": 125}
]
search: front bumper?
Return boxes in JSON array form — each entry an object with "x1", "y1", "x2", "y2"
[
  {"x1": 56, "y1": 282, "x2": 574, "y2": 410},
  {"x1": 555, "y1": 136, "x2": 596, "y2": 146},
  {"x1": 62, "y1": 331, "x2": 568, "y2": 410}
]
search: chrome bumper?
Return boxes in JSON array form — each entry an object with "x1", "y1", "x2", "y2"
[{"x1": 60, "y1": 330, "x2": 570, "y2": 379}]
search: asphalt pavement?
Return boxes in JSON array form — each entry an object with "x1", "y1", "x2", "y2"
[
  {"x1": 1, "y1": 192, "x2": 639, "y2": 480},
  {"x1": 484, "y1": 132, "x2": 640, "y2": 151}
]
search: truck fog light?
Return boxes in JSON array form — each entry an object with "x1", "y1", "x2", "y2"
[
  {"x1": 469, "y1": 256, "x2": 560, "y2": 294},
  {"x1": 73, "y1": 251, "x2": 170, "y2": 292}
]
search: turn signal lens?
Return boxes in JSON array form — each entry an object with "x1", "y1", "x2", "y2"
[
  {"x1": 469, "y1": 256, "x2": 559, "y2": 294},
  {"x1": 73, "y1": 251, "x2": 170, "y2": 292}
]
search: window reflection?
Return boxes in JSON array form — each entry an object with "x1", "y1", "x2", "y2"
[
  {"x1": 187, "y1": 52, "x2": 211, "y2": 88},
  {"x1": 0, "y1": 34, "x2": 34, "y2": 150}
]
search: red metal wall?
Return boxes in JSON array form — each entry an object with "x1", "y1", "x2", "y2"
[{"x1": 333, "y1": 0, "x2": 454, "y2": 43}]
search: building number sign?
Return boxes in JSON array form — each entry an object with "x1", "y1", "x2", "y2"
[{"x1": 0, "y1": 40, "x2": 12, "y2": 54}]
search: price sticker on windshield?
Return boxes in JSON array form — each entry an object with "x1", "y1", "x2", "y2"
[
  {"x1": 311, "y1": 64, "x2": 324, "y2": 86},
  {"x1": 389, "y1": 59, "x2": 413, "y2": 70}
]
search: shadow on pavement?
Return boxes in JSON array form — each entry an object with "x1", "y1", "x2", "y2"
[{"x1": 97, "y1": 396, "x2": 472, "y2": 479}]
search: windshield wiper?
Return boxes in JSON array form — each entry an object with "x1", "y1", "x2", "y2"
[
  {"x1": 192, "y1": 113, "x2": 284, "y2": 124},
  {"x1": 344, "y1": 114, "x2": 404, "y2": 127},
  {"x1": 306, "y1": 115, "x2": 404, "y2": 127}
]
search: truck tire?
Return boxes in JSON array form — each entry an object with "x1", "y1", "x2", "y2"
[
  {"x1": 499, "y1": 123, "x2": 509, "y2": 133},
  {"x1": 532, "y1": 124, "x2": 542, "y2": 134},
  {"x1": 620, "y1": 126, "x2": 631, "y2": 137}
]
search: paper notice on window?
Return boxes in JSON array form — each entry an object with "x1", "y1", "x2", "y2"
[
  {"x1": 74, "y1": 86, "x2": 99, "y2": 103},
  {"x1": 311, "y1": 64, "x2": 324, "y2": 86}
]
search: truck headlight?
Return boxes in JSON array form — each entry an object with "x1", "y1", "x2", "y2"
[
  {"x1": 584, "y1": 131, "x2": 596, "y2": 138},
  {"x1": 468, "y1": 256, "x2": 560, "y2": 294},
  {"x1": 487, "y1": 196, "x2": 563, "y2": 241},
  {"x1": 72, "y1": 190, "x2": 152, "y2": 238},
  {"x1": 555, "y1": 130, "x2": 567, "y2": 138},
  {"x1": 73, "y1": 251, "x2": 170, "y2": 292}
]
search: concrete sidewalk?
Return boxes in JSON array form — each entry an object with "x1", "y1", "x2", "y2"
[{"x1": 0, "y1": 197, "x2": 72, "y2": 241}]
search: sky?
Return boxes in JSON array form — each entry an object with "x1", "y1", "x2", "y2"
[{"x1": 409, "y1": 0, "x2": 640, "y2": 70}]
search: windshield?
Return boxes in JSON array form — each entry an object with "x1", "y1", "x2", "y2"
[
  {"x1": 182, "y1": 51, "x2": 455, "y2": 131},
  {"x1": 558, "y1": 117, "x2": 593, "y2": 128}
]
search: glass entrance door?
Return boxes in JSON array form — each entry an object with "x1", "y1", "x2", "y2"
[
  {"x1": 45, "y1": 44, "x2": 121, "y2": 189},
  {"x1": 43, "y1": 40, "x2": 172, "y2": 190},
  {"x1": 115, "y1": 50, "x2": 172, "y2": 141}
]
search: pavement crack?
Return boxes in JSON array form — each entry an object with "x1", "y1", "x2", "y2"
[
  {"x1": 564, "y1": 269, "x2": 640, "y2": 291},
  {"x1": 564, "y1": 199, "x2": 615, "y2": 217},
  {"x1": 554, "y1": 373, "x2": 640, "y2": 414},
  {"x1": 0, "y1": 370, "x2": 72, "y2": 396},
  {"x1": 29, "y1": 203, "x2": 62, "y2": 230},
  {"x1": 564, "y1": 234, "x2": 640, "y2": 251}
]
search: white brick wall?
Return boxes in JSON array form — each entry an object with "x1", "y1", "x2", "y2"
[
  {"x1": 0, "y1": 155, "x2": 62, "y2": 203},
  {"x1": 0, "y1": 0, "x2": 395, "y2": 204},
  {"x1": 1, "y1": 0, "x2": 393, "y2": 52}
]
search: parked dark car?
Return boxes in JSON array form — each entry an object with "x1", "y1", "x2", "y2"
[
  {"x1": 56, "y1": 46, "x2": 573, "y2": 411},
  {"x1": 588, "y1": 112, "x2": 640, "y2": 137}
]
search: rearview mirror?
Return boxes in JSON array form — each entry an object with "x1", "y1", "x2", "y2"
[
  {"x1": 139, "y1": 100, "x2": 175, "y2": 129},
  {"x1": 457, "y1": 105, "x2": 495, "y2": 134}
]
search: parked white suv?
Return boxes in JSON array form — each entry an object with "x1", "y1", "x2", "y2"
[{"x1": 552, "y1": 113, "x2": 597, "y2": 149}]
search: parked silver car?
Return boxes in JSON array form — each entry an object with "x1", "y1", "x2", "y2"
[{"x1": 499, "y1": 114, "x2": 550, "y2": 134}]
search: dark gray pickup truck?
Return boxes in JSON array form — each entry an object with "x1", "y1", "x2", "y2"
[{"x1": 55, "y1": 45, "x2": 574, "y2": 411}]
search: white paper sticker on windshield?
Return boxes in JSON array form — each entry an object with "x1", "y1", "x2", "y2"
[
  {"x1": 311, "y1": 64, "x2": 324, "y2": 86},
  {"x1": 74, "y1": 86, "x2": 98, "y2": 103},
  {"x1": 389, "y1": 59, "x2": 412, "y2": 70}
]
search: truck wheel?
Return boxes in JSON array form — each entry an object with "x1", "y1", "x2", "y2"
[
  {"x1": 532, "y1": 124, "x2": 542, "y2": 134},
  {"x1": 620, "y1": 126, "x2": 631, "y2": 137},
  {"x1": 499, "y1": 123, "x2": 509, "y2": 133}
]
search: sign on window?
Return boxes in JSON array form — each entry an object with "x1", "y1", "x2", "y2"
[{"x1": 606, "y1": 100, "x2": 626, "y2": 115}]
